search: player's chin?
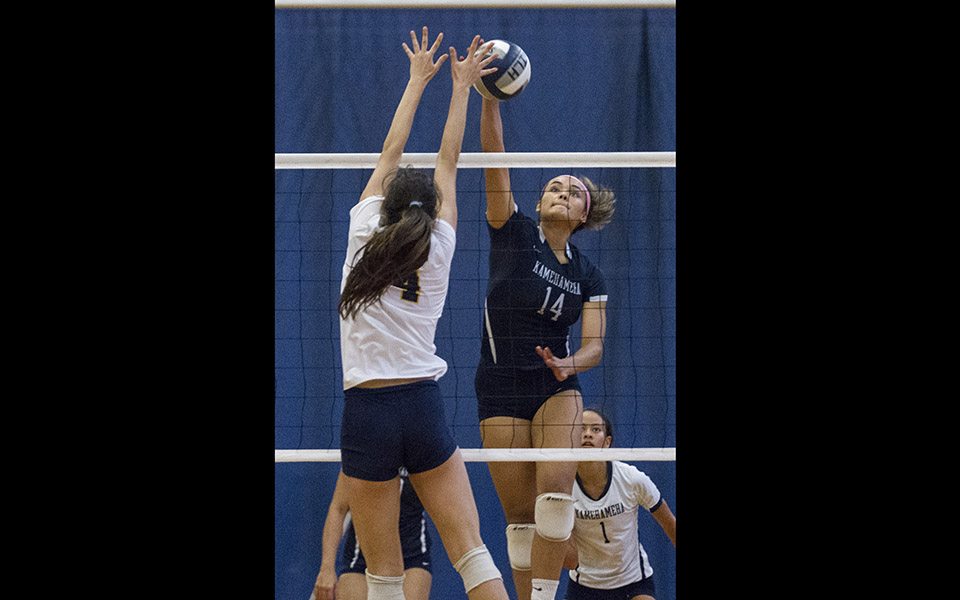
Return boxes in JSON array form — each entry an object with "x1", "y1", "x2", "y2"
[{"x1": 541, "y1": 207, "x2": 568, "y2": 220}]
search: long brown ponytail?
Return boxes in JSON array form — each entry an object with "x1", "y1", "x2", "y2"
[
  {"x1": 339, "y1": 168, "x2": 441, "y2": 320},
  {"x1": 576, "y1": 175, "x2": 616, "y2": 233}
]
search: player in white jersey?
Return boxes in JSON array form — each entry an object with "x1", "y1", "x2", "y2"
[
  {"x1": 335, "y1": 28, "x2": 509, "y2": 600},
  {"x1": 563, "y1": 409, "x2": 676, "y2": 600}
]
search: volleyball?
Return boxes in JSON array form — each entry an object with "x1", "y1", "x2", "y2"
[{"x1": 473, "y1": 39, "x2": 531, "y2": 101}]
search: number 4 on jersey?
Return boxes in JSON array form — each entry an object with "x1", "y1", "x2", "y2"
[{"x1": 398, "y1": 272, "x2": 420, "y2": 303}]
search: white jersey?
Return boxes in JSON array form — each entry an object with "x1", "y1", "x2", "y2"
[
  {"x1": 568, "y1": 461, "x2": 662, "y2": 589},
  {"x1": 339, "y1": 196, "x2": 456, "y2": 389}
]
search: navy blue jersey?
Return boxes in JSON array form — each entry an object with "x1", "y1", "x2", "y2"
[
  {"x1": 480, "y1": 210, "x2": 607, "y2": 369},
  {"x1": 341, "y1": 469, "x2": 430, "y2": 566}
]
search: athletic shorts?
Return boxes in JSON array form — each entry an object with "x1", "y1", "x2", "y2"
[
  {"x1": 336, "y1": 529, "x2": 433, "y2": 575},
  {"x1": 565, "y1": 577, "x2": 656, "y2": 600},
  {"x1": 341, "y1": 380, "x2": 458, "y2": 481},
  {"x1": 475, "y1": 363, "x2": 581, "y2": 421}
]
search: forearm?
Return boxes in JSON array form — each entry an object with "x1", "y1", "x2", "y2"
[
  {"x1": 480, "y1": 97, "x2": 513, "y2": 224},
  {"x1": 380, "y1": 80, "x2": 427, "y2": 158},
  {"x1": 437, "y1": 86, "x2": 471, "y2": 170},
  {"x1": 560, "y1": 339, "x2": 604, "y2": 376},
  {"x1": 653, "y1": 502, "x2": 677, "y2": 547},
  {"x1": 318, "y1": 512, "x2": 346, "y2": 572},
  {"x1": 480, "y1": 98, "x2": 505, "y2": 152}
]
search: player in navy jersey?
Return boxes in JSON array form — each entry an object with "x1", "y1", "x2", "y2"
[
  {"x1": 335, "y1": 29, "x2": 508, "y2": 600},
  {"x1": 311, "y1": 468, "x2": 432, "y2": 600},
  {"x1": 563, "y1": 409, "x2": 676, "y2": 600},
  {"x1": 476, "y1": 96, "x2": 618, "y2": 600}
]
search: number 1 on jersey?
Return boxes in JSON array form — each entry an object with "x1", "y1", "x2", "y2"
[{"x1": 536, "y1": 287, "x2": 564, "y2": 321}]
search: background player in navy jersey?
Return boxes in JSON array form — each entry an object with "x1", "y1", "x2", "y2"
[
  {"x1": 311, "y1": 468, "x2": 432, "y2": 600},
  {"x1": 562, "y1": 409, "x2": 676, "y2": 600},
  {"x1": 476, "y1": 96, "x2": 617, "y2": 600},
  {"x1": 336, "y1": 28, "x2": 509, "y2": 600}
]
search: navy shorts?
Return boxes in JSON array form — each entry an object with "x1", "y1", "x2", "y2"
[
  {"x1": 565, "y1": 577, "x2": 656, "y2": 600},
  {"x1": 475, "y1": 363, "x2": 581, "y2": 421},
  {"x1": 341, "y1": 380, "x2": 458, "y2": 481},
  {"x1": 336, "y1": 530, "x2": 433, "y2": 575}
]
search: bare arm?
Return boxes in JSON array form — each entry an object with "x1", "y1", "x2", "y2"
[
  {"x1": 536, "y1": 300, "x2": 607, "y2": 381},
  {"x1": 562, "y1": 538, "x2": 579, "y2": 570},
  {"x1": 358, "y1": 27, "x2": 448, "y2": 204},
  {"x1": 434, "y1": 36, "x2": 496, "y2": 231},
  {"x1": 651, "y1": 500, "x2": 676, "y2": 547},
  {"x1": 312, "y1": 471, "x2": 351, "y2": 600},
  {"x1": 480, "y1": 97, "x2": 517, "y2": 228}
]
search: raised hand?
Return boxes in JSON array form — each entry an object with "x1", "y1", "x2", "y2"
[
  {"x1": 448, "y1": 36, "x2": 497, "y2": 91},
  {"x1": 402, "y1": 26, "x2": 448, "y2": 85}
]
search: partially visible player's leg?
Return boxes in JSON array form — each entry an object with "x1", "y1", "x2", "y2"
[
  {"x1": 343, "y1": 475, "x2": 405, "y2": 599},
  {"x1": 334, "y1": 573, "x2": 367, "y2": 600},
  {"x1": 481, "y1": 416, "x2": 537, "y2": 600},
  {"x1": 403, "y1": 382, "x2": 509, "y2": 600},
  {"x1": 409, "y1": 450, "x2": 508, "y2": 600},
  {"x1": 529, "y1": 390, "x2": 583, "y2": 600},
  {"x1": 402, "y1": 567, "x2": 432, "y2": 600}
]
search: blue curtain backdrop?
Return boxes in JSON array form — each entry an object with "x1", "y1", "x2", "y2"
[{"x1": 276, "y1": 8, "x2": 675, "y2": 600}]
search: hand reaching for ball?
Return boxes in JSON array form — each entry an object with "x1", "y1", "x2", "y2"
[{"x1": 450, "y1": 36, "x2": 497, "y2": 91}]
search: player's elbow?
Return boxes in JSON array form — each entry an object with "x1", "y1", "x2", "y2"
[{"x1": 588, "y1": 339, "x2": 604, "y2": 365}]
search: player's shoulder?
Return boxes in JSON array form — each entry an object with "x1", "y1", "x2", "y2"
[
  {"x1": 353, "y1": 194, "x2": 384, "y2": 215},
  {"x1": 432, "y1": 215, "x2": 456, "y2": 246},
  {"x1": 508, "y1": 208, "x2": 537, "y2": 232},
  {"x1": 568, "y1": 240, "x2": 600, "y2": 273},
  {"x1": 349, "y1": 195, "x2": 385, "y2": 234},
  {"x1": 490, "y1": 208, "x2": 536, "y2": 246},
  {"x1": 613, "y1": 460, "x2": 649, "y2": 482}
]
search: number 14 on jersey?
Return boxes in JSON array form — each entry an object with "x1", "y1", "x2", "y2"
[{"x1": 537, "y1": 286, "x2": 564, "y2": 321}]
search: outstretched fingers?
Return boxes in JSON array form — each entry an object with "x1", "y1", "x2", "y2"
[
  {"x1": 410, "y1": 28, "x2": 421, "y2": 53},
  {"x1": 477, "y1": 43, "x2": 497, "y2": 75},
  {"x1": 466, "y1": 34, "x2": 481, "y2": 55},
  {"x1": 448, "y1": 36, "x2": 497, "y2": 87},
  {"x1": 432, "y1": 50, "x2": 449, "y2": 73},
  {"x1": 404, "y1": 26, "x2": 449, "y2": 82},
  {"x1": 429, "y1": 30, "x2": 445, "y2": 55}
]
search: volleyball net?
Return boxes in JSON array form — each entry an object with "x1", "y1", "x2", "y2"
[{"x1": 275, "y1": 152, "x2": 675, "y2": 464}]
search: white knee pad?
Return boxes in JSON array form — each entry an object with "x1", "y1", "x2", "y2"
[
  {"x1": 505, "y1": 523, "x2": 536, "y2": 571},
  {"x1": 365, "y1": 570, "x2": 405, "y2": 600},
  {"x1": 534, "y1": 492, "x2": 576, "y2": 542},
  {"x1": 453, "y1": 544, "x2": 502, "y2": 593}
]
